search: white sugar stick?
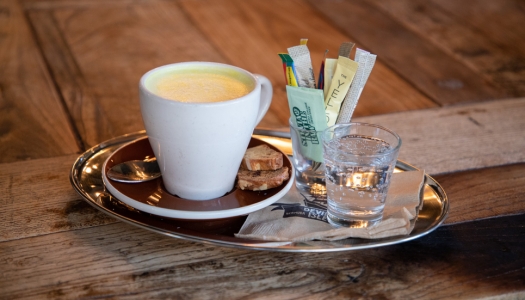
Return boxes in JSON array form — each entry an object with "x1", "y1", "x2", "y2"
[
  {"x1": 336, "y1": 49, "x2": 376, "y2": 124},
  {"x1": 288, "y1": 45, "x2": 316, "y2": 89}
]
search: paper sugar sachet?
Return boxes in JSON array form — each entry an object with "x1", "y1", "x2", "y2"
[
  {"x1": 336, "y1": 49, "x2": 376, "y2": 124},
  {"x1": 324, "y1": 56, "x2": 358, "y2": 126},
  {"x1": 286, "y1": 86, "x2": 326, "y2": 163},
  {"x1": 288, "y1": 45, "x2": 316, "y2": 88},
  {"x1": 282, "y1": 40, "x2": 375, "y2": 164},
  {"x1": 338, "y1": 42, "x2": 355, "y2": 58},
  {"x1": 283, "y1": 41, "x2": 327, "y2": 164},
  {"x1": 323, "y1": 58, "x2": 337, "y2": 98},
  {"x1": 280, "y1": 40, "x2": 376, "y2": 130},
  {"x1": 235, "y1": 170, "x2": 425, "y2": 241}
]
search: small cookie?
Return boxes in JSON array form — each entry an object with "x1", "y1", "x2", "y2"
[
  {"x1": 240, "y1": 144, "x2": 283, "y2": 171},
  {"x1": 237, "y1": 167, "x2": 290, "y2": 191}
]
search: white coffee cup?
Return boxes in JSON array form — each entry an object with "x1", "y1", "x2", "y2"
[{"x1": 139, "y1": 62, "x2": 272, "y2": 200}]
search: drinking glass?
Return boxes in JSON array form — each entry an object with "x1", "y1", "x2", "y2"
[
  {"x1": 289, "y1": 118, "x2": 326, "y2": 196},
  {"x1": 322, "y1": 123, "x2": 401, "y2": 227}
]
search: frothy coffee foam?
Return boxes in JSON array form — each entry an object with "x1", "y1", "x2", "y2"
[{"x1": 154, "y1": 72, "x2": 252, "y2": 103}]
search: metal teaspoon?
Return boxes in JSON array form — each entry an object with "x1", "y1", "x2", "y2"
[{"x1": 107, "y1": 157, "x2": 161, "y2": 183}]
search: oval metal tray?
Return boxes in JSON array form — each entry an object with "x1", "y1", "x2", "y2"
[{"x1": 70, "y1": 131, "x2": 449, "y2": 252}]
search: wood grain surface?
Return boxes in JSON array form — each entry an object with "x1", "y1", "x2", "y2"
[
  {"x1": 1, "y1": 215, "x2": 523, "y2": 299},
  {"x1": 1, "y1": 0, "x2": 524, "y2": 298},
  {"x1": 373, "y1": 0, "x2": 525, "y2": 97},
  {"x1": 309, "y1": 0, "x2": 510, "y2": 105},
  {"x1": 180, "y1": 0, "x2": 436, "y2": 125},
  {"x1": 433, "y1": 0, "x2": 525, "y2": 55},
  {"x1": 0, "y1": 0, "x2": 79, "y2": 163},
  {"x1": 27, "y1": 0, "x2": 226, "y2": 148},
  {"x1": 356, "y1": 98, "x2": 525, "y2": 175},
  {"x1": 435, "y1": 163, "x2": 525, "y2": 225}
]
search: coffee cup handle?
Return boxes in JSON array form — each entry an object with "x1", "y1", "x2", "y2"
[{"x1": 254, "y1": 74, "x2": 273, "y2": 126}]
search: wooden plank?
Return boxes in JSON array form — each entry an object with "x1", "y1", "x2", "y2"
[
  {"x1": 0, "y1": 0, "x2": 79, "y2": 163},
  {"x1": 308, "y1": 0, "x2": 508, "y2": 105},
  {"x1": 371, "y1": 0, "x2": 525, "y2": 97},
  {"x1": 179, "y1": 0, "x2": 436, "y2": 128},
  {"x1": 1, "y1": 214, "x2": 523, "y2": 299},
  {"x1": 27, "y1": 1, "x2": 226, "y2": 148},
  {"x1": 2, "y1": 99, "x2": 525, "y2": 242},
  {"x1": 27, "y1": 10, "x2": 108, "y2": 152},
  {"x1": 356, "y1": 97, "x2": 525, "y2": 175},
  {"x1": 0, "y1": 154, "x2": 117, "y2": 242},
  {"x1": 433, "y1": 0, "x2": 525, "y2": 54},
  {"x1": 439, "y1": 163, "x2": 525, "y2": 225},
  {"x1": 22, "y1": 0, "x2": 152, "y2": 10}
]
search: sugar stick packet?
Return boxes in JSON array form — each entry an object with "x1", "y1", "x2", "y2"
[
  {"x1": 323, "y1": 41, "x2": 355, "y2": 97},
  {"x1": 336, "y1": 49, "x2": 368, "y2": 123},
  {"x1": 287, "y1": 86, "x2": 327, "y2": 162},
  {"x1": 278, "y1": 53, "x2": 299, "y2": 87},
  {"x1": 336, "y1": 49, "x2": 376, "y2": 124},
  {"x1": 324, "y1": 56, "x2": 358, "y2": 127},
  {"x1": 357, "y1": 51, "x2": 376, "y2": 100},
  {"x1": 338, "y1": 42, "x2": 355, "y2": 58},
  {"x1": 323, "y1": 58, "x2": 337, "y2": 98},
  {"x1": 288, "y1": 45, "x2": 316, "y2": 89}
]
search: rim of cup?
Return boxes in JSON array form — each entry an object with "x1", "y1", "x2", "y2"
[{"x1": 139, "y1": 61, "x2": 259, "y2": 106}]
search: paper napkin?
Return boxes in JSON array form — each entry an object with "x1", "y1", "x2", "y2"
[{"x1": 235, "y1": 170, "x2": 425, "y2": 241}]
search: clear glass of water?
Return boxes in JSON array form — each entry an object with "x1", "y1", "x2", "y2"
[
  {"x1": 289, "y1": 118, "x2": 326, "y2": 196},
  {"x1": 322, "y1": 123, "x2": 402, "y2": 228}
]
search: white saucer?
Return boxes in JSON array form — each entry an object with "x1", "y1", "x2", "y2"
[{"x1": 102, "y1": 136, "x2": 294, "y2": 220}]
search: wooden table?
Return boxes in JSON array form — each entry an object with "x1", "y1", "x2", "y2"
[{"x1": 1, "y1": 0, "x2": 524, "y2": 298}]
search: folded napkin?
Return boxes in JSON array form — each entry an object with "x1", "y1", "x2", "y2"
[{"x1": 235, "y1": 170, "x2": 425, "y2": 241}]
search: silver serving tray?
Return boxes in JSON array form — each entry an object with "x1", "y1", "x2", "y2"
[{"x1": 70, "y1": 131, "x2": 449, "y2": 252}]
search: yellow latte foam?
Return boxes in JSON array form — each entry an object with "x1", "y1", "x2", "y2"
[{"x1": 154, "y1": 72, "x2": 252, "y2": 103}]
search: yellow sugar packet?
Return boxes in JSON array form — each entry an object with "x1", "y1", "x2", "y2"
[
  {"x1": 323, "y1": 58, "x2": 337, "y2": 98},
  {"x1": 324, "y1": 56, "x2": 358, "y2": 126},
  {"x1": 300, "y1": 38, "x2": 308, "y2": 45}
]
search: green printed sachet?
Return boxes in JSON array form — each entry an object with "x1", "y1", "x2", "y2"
[{"x1": 286, "y1": 85, "x2": 327, "y2": 163}]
